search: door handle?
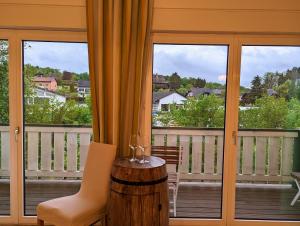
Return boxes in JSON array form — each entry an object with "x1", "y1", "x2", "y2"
[{"x1": 14, "y1": 126, "x2": 20, "y2": 142}]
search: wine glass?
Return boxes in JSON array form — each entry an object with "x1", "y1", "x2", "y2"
[
  {"x1": 138, "y1": 135, "x2": 149, "y2": 164},
  {"x1": 128, "y1": 134, "x2": 138, "y2": 162}
]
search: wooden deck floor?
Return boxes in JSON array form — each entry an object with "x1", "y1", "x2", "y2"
[{"x1": 0, "y1": 180, "x2": 299, "y2": 220}]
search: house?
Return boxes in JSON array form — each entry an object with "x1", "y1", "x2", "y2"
[
  {"x1": 153, "y1": 73, "x2": 169, "y2": 89},
  {"x1": 267, "y1": 88, "x2": 278, "y2": 96},
  {"x1": 77, "y1": 80, "x2": 90, "y2": 97},
  {"x1": 187, "y1": 87, "x2": 222, "y2": 97},
  {"x1": 27, "y1": 87, "x2": 66, "y2": 104},
  {"x1": 153, "y1": 92, "x2": 187, "y2": 112},
  {"x1": 33, "y1": 76, "x2": 57, "y2": 91}
]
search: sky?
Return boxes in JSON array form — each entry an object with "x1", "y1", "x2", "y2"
[
  {"x1": 153, "y1": 44, "x2": 300, "y2": 87},
  {"x1": 23, "y1": 42, "x2": 300, "y2": 87},
  {"x1": 24, "y1": 41, "x2": 89, "y2": 74}
]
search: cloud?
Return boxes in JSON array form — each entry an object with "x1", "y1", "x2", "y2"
[
  {"x1": 24, "y1": 41, "x2": 89, "y2": 73},
  {"x1": 154, "y1": 44, "x2": 300, "y2": 88},
  {"x1": 218, "y1": 74, "x2": 227, "y2": 82},
  {"x1": 153, "y1": 44, "x2": 228, "y2": 83}
]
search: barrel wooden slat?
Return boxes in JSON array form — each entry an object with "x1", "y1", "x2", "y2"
[
  {"x1": 67, "y1": 133, "x2": 77, "y2": 172},
  {"x1": 1, "y1": 131, "x2": 10, "y2": 171},
  {"x1": 108, "y1": 156, "x2": 168, "y2": 226},
  {"x1": 54, "y1": 132, "x2": 64, "y2": 172},
  {"x1": 180, "y1": 135, "x2": 190, "y2": 173},
  {"x1": 192, "y1": 135, "x2": 202, "y2": 174},
  {"x1": 217, "y1": 135, "x2": 223, "y2": 175},
  {"x1": 255, "y1": 137, "x2": 267, "y2": 176},
  {"x1": 27, "y1": 132, "x2": 38, "y2": 171},
  {"x1": 242, "y1": 137, "x2": 254, "y2": 175},
  {"x1": 41, "y1": 132, "x2": 52, "y2": 171},
  {"x1": 204, "y1": 136, "x2": 215, "y2": 175},
  {"x1": 79, "y1": 133, "x2": 90, "y2": 171},
  {"x1": 282, "y1": 137, "x2": 294, "y2": 176},
  {"x1": 269, "y1": 137, "x2": 280, "y2": 176}
]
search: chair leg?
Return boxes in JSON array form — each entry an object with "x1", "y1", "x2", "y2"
[
  {"x1": 291, "y1": 179, "x2": 300, "y2": 206},
  {"x1": 174, "y1": 188, "x2": 177, "y2": 217},
  {"x1": 37, "y1": 218, "x2": 44, "y2": 226}
]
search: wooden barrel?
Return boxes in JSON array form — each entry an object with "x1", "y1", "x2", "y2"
[{"x1": 107, "y1": 156, "x2": 169, "y2": 226}]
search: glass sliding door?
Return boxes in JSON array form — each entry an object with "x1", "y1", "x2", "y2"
[
  {"x1": 0, "y1": 40, "x2": 10, "y2": 216},
  {"x1": 235, "y1": 45, "x2": 300, "y2": 221},
  {"x1": 151, "y1": 44, "x2": 229, "y2": 218},
  {"x1": 22, "y1": 41, "x2": 91, "y2": 215}
]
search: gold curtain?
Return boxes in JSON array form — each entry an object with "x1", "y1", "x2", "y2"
[{"x1": 86, "y1": 0, "x2": 153, "y2": 156}]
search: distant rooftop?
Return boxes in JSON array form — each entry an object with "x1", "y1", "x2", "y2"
[
  {"x1": 78, "y1": 80, "x2": 90, "y2": 88},
  {"x1": 188, "y1": 87, "x2": 222, "y2": 96},
  {"x1": 33, "y1": 76, "x2": 56, "y2": 83}
]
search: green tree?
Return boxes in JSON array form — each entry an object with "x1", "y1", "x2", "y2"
[
  {"x1": 192, "y1": 78, "x2": 206, "y2": 88},
  {"x1": 239, "y1": 96, "x2": 288, "y2": 128},
  {"x1": 285, "y1": 98, "x2": 300, "y2": 129},
  {"x1": 156, "y1": 95, "x2": 224, "y2": 127},
  {"x1": 205, "y1": 82, "x2": 224, "y2": 89},
  {"x1": 263, "y1": 72, "x2": 278, "y2": 89},
  {"x1": 169, "y1": 72, "x2": 181, "y2": 90},
  {"x1": 0, "y1": 40, "x2": 9, "y2": 124}
]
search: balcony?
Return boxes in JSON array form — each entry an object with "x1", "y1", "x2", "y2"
[{"x1": 0, "y1": 125, "x2": 300, "y2": 219}]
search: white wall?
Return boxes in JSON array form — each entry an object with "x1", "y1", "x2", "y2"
[{"x1": 158, "y1": 93, "x2": 186, "y2": 111}]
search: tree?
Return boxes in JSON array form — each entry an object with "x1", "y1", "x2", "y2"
[
  {"x1": 251, "y1": 75, "x2": 263, "y2": 94},
  {"x1": 239, "y1": 96, "x2": 288, "y2": 129},
  {"x1": 275, "y1": 80, "x2": 291, "y2": 100},
  {"x1": 241, "y1": 75, "x2": 264, "y2": 105},
  {"x1": 169, "y1": 72, "x2": 181, "y2": 90},
  {"x1": 192, "y1": 78, "x2": 206, "y2": 88},
  {"x1": 205, "y1": 82, "x2": 224, "y2": 89},
  {"x1": 263, "y1": 72, "x2": 278, "y2": 89},
  {"x1": 0, "y1": 40, "x2": 9, "y2": 124},
  {"x1": 285, "y1": 98, "x2": 300, "y2": 129},
  {"x1": 156, "y1": 95, "x2": 224, "y2": 127},
  {"x1": 25, "y1": 98, "x2": 92, "y2": 125},
  {"x1": 62, "y1": 71, "x2": 74, "y2": 81}
]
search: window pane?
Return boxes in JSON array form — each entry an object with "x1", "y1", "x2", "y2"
[
  {"x1": 235, "y1": 46, "x2": 300, "y2": 220},
  {"x1": 0, "y1": 40, "x2": 10, "y2": 215},
  {"x1": 23, "y1": 41, "x2": 91, "y2": 215},
  {"x1": 152, "y1": 44, "x2": 228, "y2": 218}
]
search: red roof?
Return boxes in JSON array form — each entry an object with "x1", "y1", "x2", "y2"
[{"x1": 33, "y1": 77, "x2": 56, "y2": 83}]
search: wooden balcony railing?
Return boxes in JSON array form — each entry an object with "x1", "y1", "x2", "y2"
[
  {"x1": 0, "y1": 125, "x2": 298, "y2": 183},
  {"x1": 152, "y1": 127, "x2": 299, "y2": 183}
]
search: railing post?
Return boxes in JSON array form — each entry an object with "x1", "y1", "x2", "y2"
[{"x1": 293, "y1": 130, "x2": 300, "y2": 172}]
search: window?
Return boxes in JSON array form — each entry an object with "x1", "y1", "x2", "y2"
[
  {"x1": 152, "y1": 44, "x2": 228, "y2": 218},
  {"x1": 161, "y1": 104, "x2": 169, "y2": 111},
  {"x1": 0, "y1": 40, "x2": 10, "y2": 216},
  {"x1": 235, "y1": 45, "x2": 300, "y2": 220},
  {"x1": 23, "y1": 41, "x2": 91, "y2": 215}
]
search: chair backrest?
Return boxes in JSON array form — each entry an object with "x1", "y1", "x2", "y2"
[
  {"x1": 151, "y1": 146, "x2": 182, "y2": 173},
  {"x1": 79, "y1": 142, "x2": 116, "y2": 203}
]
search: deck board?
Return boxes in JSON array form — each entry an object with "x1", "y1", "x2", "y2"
[{"x1": 0, "y1": 180, "x2": 299, "y2": 220}]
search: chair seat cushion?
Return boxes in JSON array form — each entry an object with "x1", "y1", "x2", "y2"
[{"x1": 37, "y1": 194, "x2": 105, "y2": 226}]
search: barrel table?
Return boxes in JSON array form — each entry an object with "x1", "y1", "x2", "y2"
[{"x1": 107, "y1": 156, "x2": 169, "y2": 226}]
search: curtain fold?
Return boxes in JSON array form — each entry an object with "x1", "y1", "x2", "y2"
[{"x1": 86, "y1": 0, "x2": 153, "y2": 157}]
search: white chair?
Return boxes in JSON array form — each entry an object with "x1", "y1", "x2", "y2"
[
  {"x1": 152, "y1": 145, "x2": 182, "y2": 217},
  {"x1": 291, "y1": 172, "x2": 300, "y2": 206},
  {"x1": 37, "y1": 142, "x2": 116, "y2": 226}
]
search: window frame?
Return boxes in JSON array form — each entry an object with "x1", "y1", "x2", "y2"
[
  {"x1": 150, "y1": 33, "x2": 300, "y2": 226},
  {"x1": 0, "y1": 29, "x2": 87, "y2": 225}
]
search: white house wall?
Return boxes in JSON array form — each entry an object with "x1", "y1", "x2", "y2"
[{"x1": 158, "y1": 93, "x2": 187, "y2": 111}]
